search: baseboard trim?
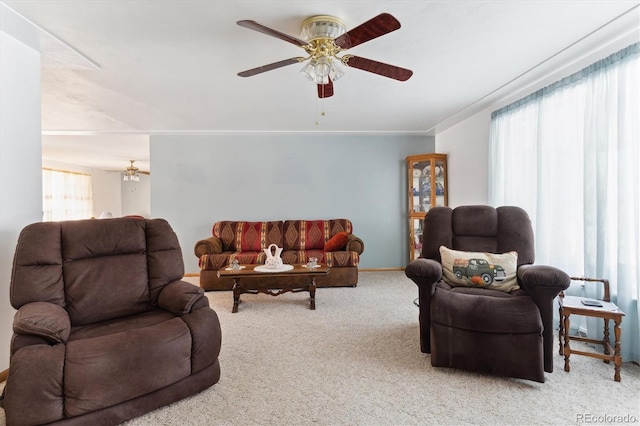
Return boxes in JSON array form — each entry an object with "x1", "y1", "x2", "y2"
[
  {"x1": 184, "y1": 273, "x2": 200, "y2": 277},
  {"x1": 0, "y1": 368, "x2": 8, "y2": 383},
  {"x1": 359, "y1": 268, "x2": 404, "y2": 272}
]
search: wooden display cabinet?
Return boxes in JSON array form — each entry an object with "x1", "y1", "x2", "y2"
[{"x1": 406, "y1": 153, "x2": 448, "y2": 261}]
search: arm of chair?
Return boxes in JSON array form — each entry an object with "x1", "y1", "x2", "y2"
[
  {"x1": 405, "y1": 258, "x2": 443, "y2": 353},
  {"x1": 194, "y1": 236, "x2": 223, "y2": 258},
  {"x1": 518, "y1": 264, "x2": 571, "y2": 298},
  {"x1": 158, "y1": 280, "x2": 208, "y2": 315},
  {"x1": 518, "y1": 264, "x2": 570, "y2": 372},
  {"x1": 13, "y1": 302, "x2": 71, "y2": 344},
  {"x1": 405, "y1": 258, "x2": 442, "y2": 288},
  {"x1": 345, "y1": 234, "x2": 365, "y2": 254}
]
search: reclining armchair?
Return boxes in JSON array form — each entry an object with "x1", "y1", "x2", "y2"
[
  {"x1": 1, "y1": 217, "x2": 222, "y2": 425},
  {"x1": 405, "y1": 206, "x2": 570, "y2": 382}
]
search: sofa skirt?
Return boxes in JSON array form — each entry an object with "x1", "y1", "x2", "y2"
[{"x1": 199, "y1": 266, "x2": 358, "y2": 291}]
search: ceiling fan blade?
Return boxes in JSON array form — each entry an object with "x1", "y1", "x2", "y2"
[
  {"x1": 334, "y1": 13, "x2": 401, "y2": 49},
  {"x1": 237, "y1": 20, "x2": 308, "y2": 47},
  {"x1": 317, "y1": 79, "x2": 334, "y2": 98},
  {"x1": 343, "y1": 55, "x2": 413, "y2": 81},
  {"x1": 238, "y1": 57, "x2": 305, "y2": 77}
]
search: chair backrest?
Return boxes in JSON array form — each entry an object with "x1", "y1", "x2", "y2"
[
  {"x1": 421, "y1": 205, "x2": 535, "y2": 267},
  {"x1": 10, "y1": 217, "x2": 184, "y2": 326}
]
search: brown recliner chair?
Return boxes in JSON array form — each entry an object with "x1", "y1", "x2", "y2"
[
  {"x1": 405, "y1": 206, "x2": 570, "y2": 382},
  {"x1": 1, "y1": 217, "x2": 222, "y2": 425}
]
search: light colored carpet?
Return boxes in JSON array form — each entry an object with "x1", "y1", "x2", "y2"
[{"x1": 2, "y1": 271, "x2": 639, "y2": 425}]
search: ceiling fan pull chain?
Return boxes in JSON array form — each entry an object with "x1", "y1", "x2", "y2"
[
  {"x1": 315, "y1": 95, "x2": 321, "y2": 126},
  {"x1": 315, "y1": 88, "x2": 329, "y2": 126},
  {"x1": 321, "y1": 95, "x2": 327, "y2": 119}
]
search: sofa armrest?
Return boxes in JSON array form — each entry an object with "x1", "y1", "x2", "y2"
[
  {"x1": 518, "y1": 264, "x2": 570, "y2": 372},
  {"x1": 13, "y1": 302, "x2": 70, "y2": 344},
  {"x1": 158, "y1": 280, "x2": 208, "y2": 315},
  {"x1": 405, "y1": 258, "x2": 442, "y2": 288},
  {"x1": 405, "y1": 258, "x2": 442, "y2": 354},
  {"x1": 345, "y1": 234, "x2": 365, "y2": 254},
  {"x1": 518, "y1": 264, "x2": 570, "y2": 296},
  {"x1": 194, "y1": 236, "x2": 223, "y2": 257}
]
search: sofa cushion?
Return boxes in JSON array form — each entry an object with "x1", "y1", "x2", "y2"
[
  {"x1": 282, "y1": 250, "x2": 359, "y2": 267},
  {"x1": 431, "y1": 282, "x2": 542, "y2": 334},
  {"x1": 69, "y1": 310, "x2": 175, "y2": 342},
  {"x1": 283, "y1": 219, "x2": 353, "y2": 250},
  {"x1": 283, "y1": 220, "x2": 326, "y2": 250},
  {"x1": 440, "y1": 246, "x2": 519, "y2": 292},
  {"x1": 200, "y1": 253, "x2": 233, "y2": 271},
  {"x1": 324, "y1": 231, "x2": 349, "y2": 251},
  {"x1": 64, "y1": 317, "x2": 191, "y2": 417},
  {"x1": 232, "y1": 251, "x2": 265, "y2": 265},
  {"x1": 324, "y1": 251, "x2": 359, "y2": 267},
  {"x1": 61, "y1": 219, "x2": 151, "y2": 326},
  {"x1": 213, "y1": 221, "x2": 283, "y2": 252},
  {"x1": 9, "y1": 222, "x2": 66, "y2": 310},
  {"x1": 199, "y1": 251, "x2": 266, "y2": 270}
]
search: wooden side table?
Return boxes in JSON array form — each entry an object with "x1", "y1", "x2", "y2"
[{"x1": 558, "y1": 277, "x2": 625, "y2": 381}]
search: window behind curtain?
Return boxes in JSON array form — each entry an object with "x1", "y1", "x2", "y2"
[
  {"x1": 42, "y1": 168, "x2": 94, "y2": 221},
  {"x1": 488, "y1": 43, "x2": 639, "y2": 363}
]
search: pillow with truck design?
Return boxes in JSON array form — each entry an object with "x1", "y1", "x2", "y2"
[{"x1": 439, "y1": 246, "x2": 519, "y2": 292}]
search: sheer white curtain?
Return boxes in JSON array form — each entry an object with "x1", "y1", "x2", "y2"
[
  {"x1": 42, "y1": 168, "x2": 94, "y2": 221},
  {"x1": 489, "y1": 43, "x2": 639, "y2": 363}
]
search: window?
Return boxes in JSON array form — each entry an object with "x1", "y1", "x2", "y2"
[
  {"x1": 489, "y1": 43, "x2": 639, "y2": 363},
  {"x1": 42, "y1": 168, "x2": 93, "y2": 221}
]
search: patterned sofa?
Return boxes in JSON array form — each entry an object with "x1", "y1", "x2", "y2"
[{"x1": 194, "y1": 219, "x2": 365, "y2": 290}]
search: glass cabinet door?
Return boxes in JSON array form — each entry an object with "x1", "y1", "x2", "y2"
[
  {"x1": 407, "y1": 153, "x2": 448, "y2": 261},
  {"x1": 410, "y1": 217, "x2": 424, "y2": 261},
  {"x1": 407, "y1": 155, "x2": 448, "y2": 214},
  {"x1": 433, "y1": 158, "x2": 447, "y2": 208},
  {"x1": 408, "y1": 160, "x2": 429, "y2": 214}
]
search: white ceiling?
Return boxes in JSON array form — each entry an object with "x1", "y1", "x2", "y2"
[{"x1": 2, "y1": 0, "x2": 639, "y2": 171}]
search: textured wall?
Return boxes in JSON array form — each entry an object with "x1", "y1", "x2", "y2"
[
  {"x1": 435, "y1": 111, "x2": 491, "y2": 207},
  {"x1": 150, "y1": 134, "x2": 434, "y2": 272},
  {"x1": 0, "y1": 32, "x2": 43, "y2": 370}
]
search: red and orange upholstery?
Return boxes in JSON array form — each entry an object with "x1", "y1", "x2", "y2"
[{"x1": 195, "y1": 219, "x2": 365, "y2": 290}]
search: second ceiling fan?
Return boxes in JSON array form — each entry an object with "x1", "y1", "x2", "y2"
[{"x1": 237, "y1": 13, "x2": 413, "y2": 98}]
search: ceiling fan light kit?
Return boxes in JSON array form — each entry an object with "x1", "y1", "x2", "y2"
[
  {"x1": 237, "y1": 13, "x2": 413, "y2": 98},
  {"x1": 299, "y1": 16, "x2": 347, "y2": 85},
  {"x1": 123, "y1": 160, "x2": 140, "y2": 182},
  {"x1": 300, "y1": 15, "x2": 346, "y2": 41}
]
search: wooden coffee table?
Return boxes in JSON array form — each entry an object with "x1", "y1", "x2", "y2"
[{"x1": 217, "y1": 264, "x2": 330, "y2": 312}]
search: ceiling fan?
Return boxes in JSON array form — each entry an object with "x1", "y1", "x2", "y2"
[
  {"x1": 237, "y1": 13, "x2": 413, "y2": 98},
  {"x1": 122, "y1": 160, "x2": 149, "y2": 181},
  {"x1": 105, "y1": 160, "x2": 149, "y2": 181}
]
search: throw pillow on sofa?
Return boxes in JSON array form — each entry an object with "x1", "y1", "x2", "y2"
[{"x1": 324, "y1": 231, "x2": 349, "y2": 252}]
